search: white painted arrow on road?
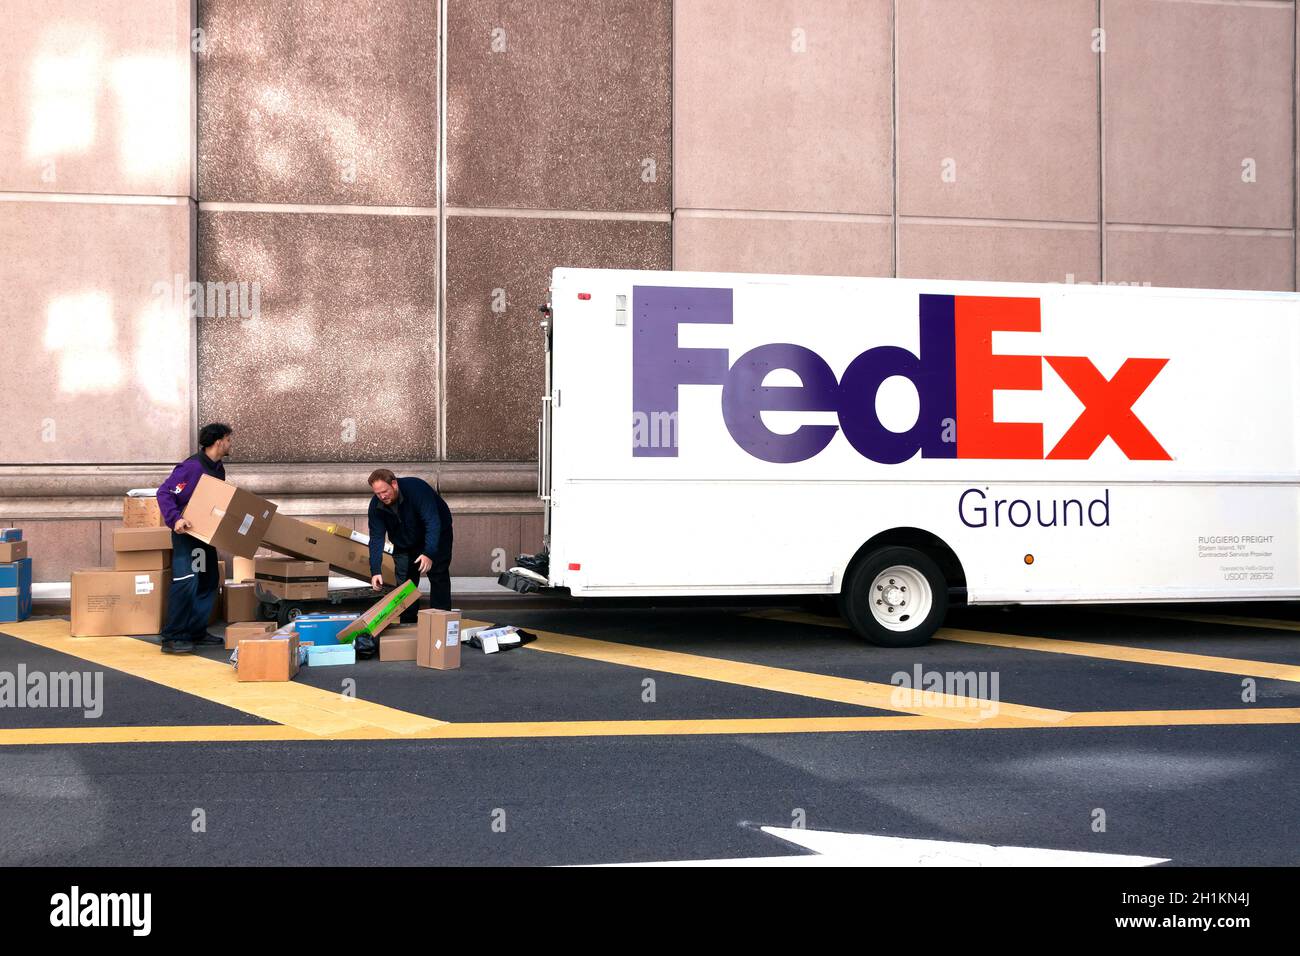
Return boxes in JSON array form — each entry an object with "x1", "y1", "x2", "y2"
[{"x1": 590, "y1": 827, "x2": 1168, "y2": 866}]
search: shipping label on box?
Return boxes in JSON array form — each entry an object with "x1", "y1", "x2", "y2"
[
  {"x1": 416, "y1": 608, "x2": 461, "y2": 670},
  {"x1": 70, "y1": 569, "x2": 169, "y2": 637},
  {"x1": 0, "y1": 541, "x2": 28, "y2": 563},
  {"x1": 123, "y1": 496, "x2": 163, "y2": 528},
  {"x1": 181, "y1": 475, "x2": 277, "y2": 559}
]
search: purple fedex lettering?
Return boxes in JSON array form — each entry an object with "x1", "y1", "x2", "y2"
[
  {"x1": 837, "y1": 293, "x2": 957, "y2": 463},
  {"x1": 633, "y1": 287, "x2": 958, "y2": 463},
  {"x1": 632, "y1": 286, "x2": 731, "y2": 457},
  {"x1": 722, "y1": 344, "x2": 839, "y2": 463}
]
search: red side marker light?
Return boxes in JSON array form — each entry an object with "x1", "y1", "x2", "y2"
[
  {"x1": 568, "y1": 562, "x2": 581, "y2": 571},
  {"x1": 577, "y1": 292, "x2": 591, "y2": 300}
]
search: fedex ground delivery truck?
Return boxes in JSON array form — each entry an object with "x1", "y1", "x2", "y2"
[{"x1": 500, "y1": 268, "x2": 1300, "y2": 647}]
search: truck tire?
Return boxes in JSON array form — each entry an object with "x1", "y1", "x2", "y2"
[{"x1": 841, "y1": 546, "x2": 948, "y2": 647}]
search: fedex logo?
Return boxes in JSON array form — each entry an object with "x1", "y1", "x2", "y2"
[{"x1": 631, "y1": 285, "x2": 1171, "y2": 464}]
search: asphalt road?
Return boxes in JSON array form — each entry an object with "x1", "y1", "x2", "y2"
[{"x1": 1, "y1": 599, "x2": 1297, "y2": 866}]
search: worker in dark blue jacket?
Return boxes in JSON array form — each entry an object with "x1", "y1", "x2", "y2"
[{"x1": 366, "y1": 469, "x2": 454, "y2": 622}]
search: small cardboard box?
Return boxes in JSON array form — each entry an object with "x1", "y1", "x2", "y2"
[
  {"x1": 123, "y1": 496, "x2": 163, "y2": 528},
  {"x1": 254, "y1": 558, "x2": 329, "y2": 600},
  {"x1": 338, "y1": 580, "x2": 420, "y2": 644},
  {"x1": 113, "y1": 527, "x2": 172, "y2": 552},
  {"x1": 0, "y1": 541, "x2": 28, "y2": 563},
  {"x1": 416, "y1": 608, "x2": 461, "y2": 670},
  {"x1": 0, "y1": 558, "x2": 33, "y2": 624},
  {"x1": 70, "y1": 569, "x2": 169, "y2": 637},
  {"x1": 232, "y1": 556, "x2": 256, "y2": 583},
  {"x1": 307, "y1": 643, "x2": 356, "y2": 667},
  {"x1": 225, "y1": 619, "x2": 275, "y2": 650},
  {"x1": 224, "y1": 582, "x2": 260, "y2": 623},
  {"x1": 378, "y1": 623, "x2": 418, "y2": 661},
  {"x1": 181, "y1": 475, "x2": 277, "y2": 559},
  {"x1": 112, "y1": 526, "x2": 172, "y2": 572},
  {"x1": 236, "y1": 632, "x2": 300, "y2": 682},
  {"x1": 263, "y1": 512, "x2": 396, "y2": 586},
  {"x1": 114, "y1": 549, "x2": 169, "y2": 572}
]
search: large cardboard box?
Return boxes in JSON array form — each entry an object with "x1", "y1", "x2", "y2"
[
  {"x1": 225, "y1": 619, "x2": 274, "y2": 650},
  {"x1": 224, "y1": 582, "x2": 260, "y2": 623},
  {"x1": 70, "y1": 569, "x2": 168, "y2": 637},
  {"x1": 123, "y1": 496, "x2": 164, "y2": 528},
  {"x1": 254, "y1": 558, "x2": 329, "y2": 600},
  {"x1": 416, "y1": 609, "x2": 461, "y2": 670},
  {"x1": 0, "y1": 559, "x2": 33, "y2": 623},
  {"x1": 181, "y1": 475, "x2": 277, "y2": 559},
  {"x1": 236, "y1": 633, "x2": 300, "y2": 682},
  {"x1": 337, "y1": 580, "x2": 420, "y2": 643},
  {"x1": 378, "y1": 623, "x2": 418, "y2": 661},
  {"x1": 263, "y1": 513, "x2": 396, "y2": 586}
]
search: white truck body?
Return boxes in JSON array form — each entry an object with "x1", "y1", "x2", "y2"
[{"x1": 534, "y1": 268, "x2": 1300, "y2": 611}]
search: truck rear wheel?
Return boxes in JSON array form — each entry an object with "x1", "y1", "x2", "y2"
[{"x1": 841, "y1": 546, "x2": 948, "y2": 647}]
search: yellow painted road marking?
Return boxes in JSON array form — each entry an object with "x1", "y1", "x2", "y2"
[
  {"x1": 1088, "y1": 608, "x2": 1300, "y2": 633},
  {"x1": 746, "y1": 609, "x2": 1300, "y2": 682},
  {"x1": 510, "y1": 626, "x2": 1067, "y2": 725},
  {"x1": 0, "y1": 619, "x2": 438, "y2": 737},
  {"x1": 3, "y1": 707, "x2": 1299, "y2": 746},
  {"x1": 939, "y1": 629, "x2": 1300, "y2": 683}
]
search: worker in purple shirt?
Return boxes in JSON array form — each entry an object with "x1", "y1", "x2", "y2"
[{"x1": 155, "y1": 423, "x2": 233, "y2": 654}]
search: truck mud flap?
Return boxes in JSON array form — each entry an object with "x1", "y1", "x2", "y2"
[{"x1": 497, "y1": 569, "x2": 560, "y2": 595}]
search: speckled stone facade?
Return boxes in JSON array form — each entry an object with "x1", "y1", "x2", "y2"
[
  {"x1": 198, "y1": 0, "x2": 438, "y2": 206},
  {"x1": 196, "y1": 210, "x2": 439, "y2": 462},
  {"x1": 447, "y1": 0, "x2": 672, "y2": 212},
  {"x1": 444, "y1": 215, "x2": 671, "y2": 460}
]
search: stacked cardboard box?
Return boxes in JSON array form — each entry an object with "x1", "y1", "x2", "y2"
[
  {"x1": 225, "y1": 619, "x2": 275, "y2": 650},
  {"x1": 122, "y1": 496, "x2": 164, "y2": 528},
  {"x1": 254, "y1": 558, "x2": 329, "y2": 600},
  {"x1": 112, "y1": 527, "x2": 171, "y2": 571},
  {"x1": 0, "y1": 528, "x2": 32, "y2": 623},
  {"x1": 264, "y1": 513, "x2": 396, "y2": 586},
  {"x1": 223, "y1": 582, "x2": 261, "y2": 623}
]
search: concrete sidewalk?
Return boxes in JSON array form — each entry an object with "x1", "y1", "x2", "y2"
[{"x1": 32, "y1": 575, "x2": 553, "y2": 612}]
